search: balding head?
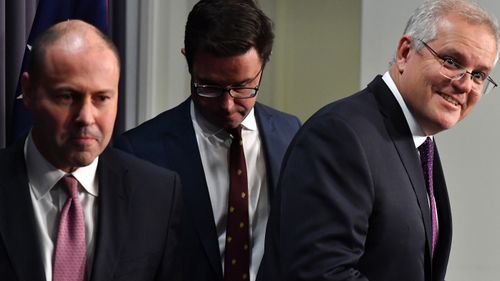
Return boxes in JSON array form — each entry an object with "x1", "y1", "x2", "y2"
[
  {"x1": 28, "y1": 19, "x2": 120, "y2": 83},
  {"x1": 20, "y1": 19, "x2": 120, "y2": 172}
]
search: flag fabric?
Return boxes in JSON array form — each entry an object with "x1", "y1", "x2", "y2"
[{"x1": 9, "y1": 0, "x2": 108, "y2": 144}]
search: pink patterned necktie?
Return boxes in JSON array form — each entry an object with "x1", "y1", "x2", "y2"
[
  {"x1": 53, "y1": 175, "x2": 86, "y2": 281},
  {"x1": 418, "y1": 137, "x2": 438, "y2": 258},
  {"x1": 224, "y1": 126, "x2": 250, "y2": 281}
]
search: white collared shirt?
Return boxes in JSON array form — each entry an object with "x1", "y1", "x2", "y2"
[
  {"x1": 382, "y1": 71, "x2": 431, "y2": 147},
  {"x1": 190, "y1": 101, "x2": 269, "y2": 281},
  {"x1": 24, "y1": 133, "x2": 99, "y2": 281},
  {"x1": 382, "y1": 71, "x2": 439, "y2": 229}
]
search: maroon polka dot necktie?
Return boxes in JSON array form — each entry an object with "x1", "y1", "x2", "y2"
[{"x1": 224, "y1": 126, "x2": 250, "y2": 281}]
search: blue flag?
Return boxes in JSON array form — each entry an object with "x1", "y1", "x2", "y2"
[{"x1": 10, "y1": 0, "x2": 108, "y2": 144}]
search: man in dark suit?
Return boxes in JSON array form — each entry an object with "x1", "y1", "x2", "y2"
[
  {"x1": 259, "y1": 1, "x2": 499, "y2": 281},
  {"x1": 114, "y1": 1, "x2": 301, "y2": 280},
  {"x1": 0, "y1": 20, "x2": 182, "y2": 280}
]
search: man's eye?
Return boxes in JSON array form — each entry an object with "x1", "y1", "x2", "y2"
[
  {"x1": 442, "y1": 57, "x2": 461, "y2": 69},
  {"x1": 471, "y1": 71, "x2": 486, "y2": 82},
  {"x1": 96, "y1": 95, "x2": 110, "y2": 102},
  {"x1": 232, "y1": 87, "x2": 251, "y2": 94},
  {"x1": 56, "y1": 93, "x2": 74, "y2": 103},
  {"x1": 200, "y1": 86, "x2": 222, "y2": 93},
  {"x1": 204, "y1": 86, "x2": 219, "y2": 91}
]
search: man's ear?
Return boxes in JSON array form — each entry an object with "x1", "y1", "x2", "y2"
[
  {"x1": 395, "y1": 35, "x2": 413, "y2": 74},
  {"x1": 20, "y1": 72, "x2": 34, "y2": 109},
  {"x1": 181, "y1": 48, "x2": 193, "y2": 74}
]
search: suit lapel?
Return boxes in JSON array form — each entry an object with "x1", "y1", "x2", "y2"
[
  {"x1": 431, "y1": 144, "x2": 452, "y2": 280},
  {"x1": 388, "y1": 119, "x2": 434, "y2": 257},
  {"x1": 254, "y1": 104, "x2": 279, "y2": 194},
  {"x1": 369, "y1": 76, "x2": 434, "y2": 258},
  {"x1": 0, "y1": 141, "x2": 45, "y2": 281},
  {"x1": 89, "y1": 149, "x2": 130, "y2": 281},
  {"x1": 166, "y1": 100, "x2": 223, "y2": 279}
]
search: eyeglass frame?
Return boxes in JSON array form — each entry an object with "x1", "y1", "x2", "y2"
[
  {"x1": 417, "y1": 39, "x2": 498, "y2": 95},
  {"x1": 191, "y1": 66, "x2": 264, "y2": 99}
]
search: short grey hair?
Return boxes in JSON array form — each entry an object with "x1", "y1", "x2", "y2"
[{"x1": 392, "y1": 0, "x2": 500, "y2": 64}]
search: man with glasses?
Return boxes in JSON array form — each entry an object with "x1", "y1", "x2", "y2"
[
  {"x1": 114, "y1": 1, "x2": 301, "y2": 281},
  {"x1": 259, "y1": 1, "x2": 499, "y2": 281}
]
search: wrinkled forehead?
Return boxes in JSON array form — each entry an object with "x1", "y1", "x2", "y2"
[
  {"x1": 435, "y1": 15, "x2": 498, "y2": 68},
  {"x1": 439, "y1": 13, "x2": 499, "y2": 63}
]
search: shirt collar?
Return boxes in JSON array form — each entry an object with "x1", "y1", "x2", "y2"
[
  {"x1": 190, "y1": 100, "x2": 257, "y2": 141},
  {"x1": 240, "y1": 107, "x2": 258, "y2": 131},
  {"x1": 382, "y1": 71, "x2": 432, "y2": 148},
  {"x1": 24, "y1": 132, "x2": 99, "y2": 200}
]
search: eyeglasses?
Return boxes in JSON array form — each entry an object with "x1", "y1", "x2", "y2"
[
  {"x1": 418, "y1": 39, "x2": 498, "y2": 95},
  {"x1": 192, "y1": 67, "x2": 264, "y2": 99}
]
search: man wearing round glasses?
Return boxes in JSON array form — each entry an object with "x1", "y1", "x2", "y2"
[
  {"x1": 114, "y1": 1, "x2": 301, "y2": 281},
  {"x1": 260, "y1": 1, "x2": 499, "y2": 281}
]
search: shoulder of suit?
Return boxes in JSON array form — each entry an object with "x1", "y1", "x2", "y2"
[
  {"x1": 119, "y1": 99, "x2": 191, "y2": 139},
  {"x1": 101, "y1": 147, "x2": 179, "y2": 179},
  {"x1": 255, "y1": 102, "x2": 301, "y2": 123}
]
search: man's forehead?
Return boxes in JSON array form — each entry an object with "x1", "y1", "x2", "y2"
[{"x1": 433, "y1": 16, "x2": 497, "y2": 58}]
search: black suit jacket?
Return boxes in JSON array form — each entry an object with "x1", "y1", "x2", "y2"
[
  {"x1": 0, "y1": 141, "x2": 182, "y2": 281},
  {"x1": 260, "y1": 76, "x2": 452, "y2": 281},
  {"x1": 114, "y1": 98, "x2": 301, "y2": 281}
]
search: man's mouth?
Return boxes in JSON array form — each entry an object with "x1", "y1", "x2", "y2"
[{"x1": 439, "y1": 93, "x2": 460, "y2": 107}]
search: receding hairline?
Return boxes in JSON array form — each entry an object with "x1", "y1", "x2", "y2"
[
  {"x1": 390, "y1": 0, "x2": 500, "y2": 67},
  {"x1": 53, "y1": 20, "x2": 118, "y2": 61},
  {"x1": 29, "y1": 19, "x2": 120, "y2": 81}
]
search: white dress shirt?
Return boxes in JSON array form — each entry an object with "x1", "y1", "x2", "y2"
[
  {"x1": 382, "y1": 71, "x2": 439, "y2": 230},
  {"x1": 24, "y1": 133, "x2": 99, "y2": 281},
  {"x1": 382, "y1": 71, "x2": 430, "y2": 146},
  {"x1": 191, "y1": 101, "x2": 269, "y2": 281}
]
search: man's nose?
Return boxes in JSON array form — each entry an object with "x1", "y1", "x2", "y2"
[
  {"x1": 452, "y1": 72, "x2": 475, "y2": 94},
  {"x1": 75, "y1": 98, "x2": 95, "y2": 125},
  {"x1": 221, "y1": 91, "x2": 235, "y2": 110}
]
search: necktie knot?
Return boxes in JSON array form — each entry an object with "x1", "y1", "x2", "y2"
[
  {"x1": 62, "y1": 175, "x2": 79, "y2": 199},
  {"x1": 418, "y1": 137, "x2": 434, "y2": 167},
  {"x1": 228, "y1": 126, "x2": 243, "y2": 141}
]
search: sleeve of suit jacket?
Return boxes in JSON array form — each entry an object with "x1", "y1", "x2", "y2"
[
  {"x1": 155, "y1": 171, "x2": 183, "y2": 281},
  {"x1": 272, "y1": 110, "x2": 373, "y2": 281}
]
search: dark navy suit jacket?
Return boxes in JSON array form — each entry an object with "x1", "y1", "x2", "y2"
[
  {"x1": 260, "y1": 76, "x2": 452, "y2": 281},
  {"x1": 0, "y1": 141, "x2": 182, "y2": 281},
  {"x1": 114, "y1": 98, "x2": 301, "y2": 281}
]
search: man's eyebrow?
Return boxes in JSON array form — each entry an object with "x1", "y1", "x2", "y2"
[
  {"x1": 196, "y1": 76, "x2": 253, "y2": 87},
  {"x1": 196, "y1": 67, "x2": 262, "y2": 86},
  {"x1": 441, "y1": 48, "x2": 493, "y2": 72}
]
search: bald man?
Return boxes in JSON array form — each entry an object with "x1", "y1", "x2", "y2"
[{"x1": 0, "y1": 20, "x2": 182, "y2": 281}]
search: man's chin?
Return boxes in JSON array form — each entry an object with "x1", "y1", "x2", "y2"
[
  {"x1": 211, "y1": 117, "x2": 243, "y2": 130},
  {"x1": 224, "y1": 114, "x2": 246, "y2": 128},
  {"x1": 70, "y1": 150, "x2": 100, "y2": 167},
  {"x1": 224, "y1": 121, "x2": 243, "y2": 130}
]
